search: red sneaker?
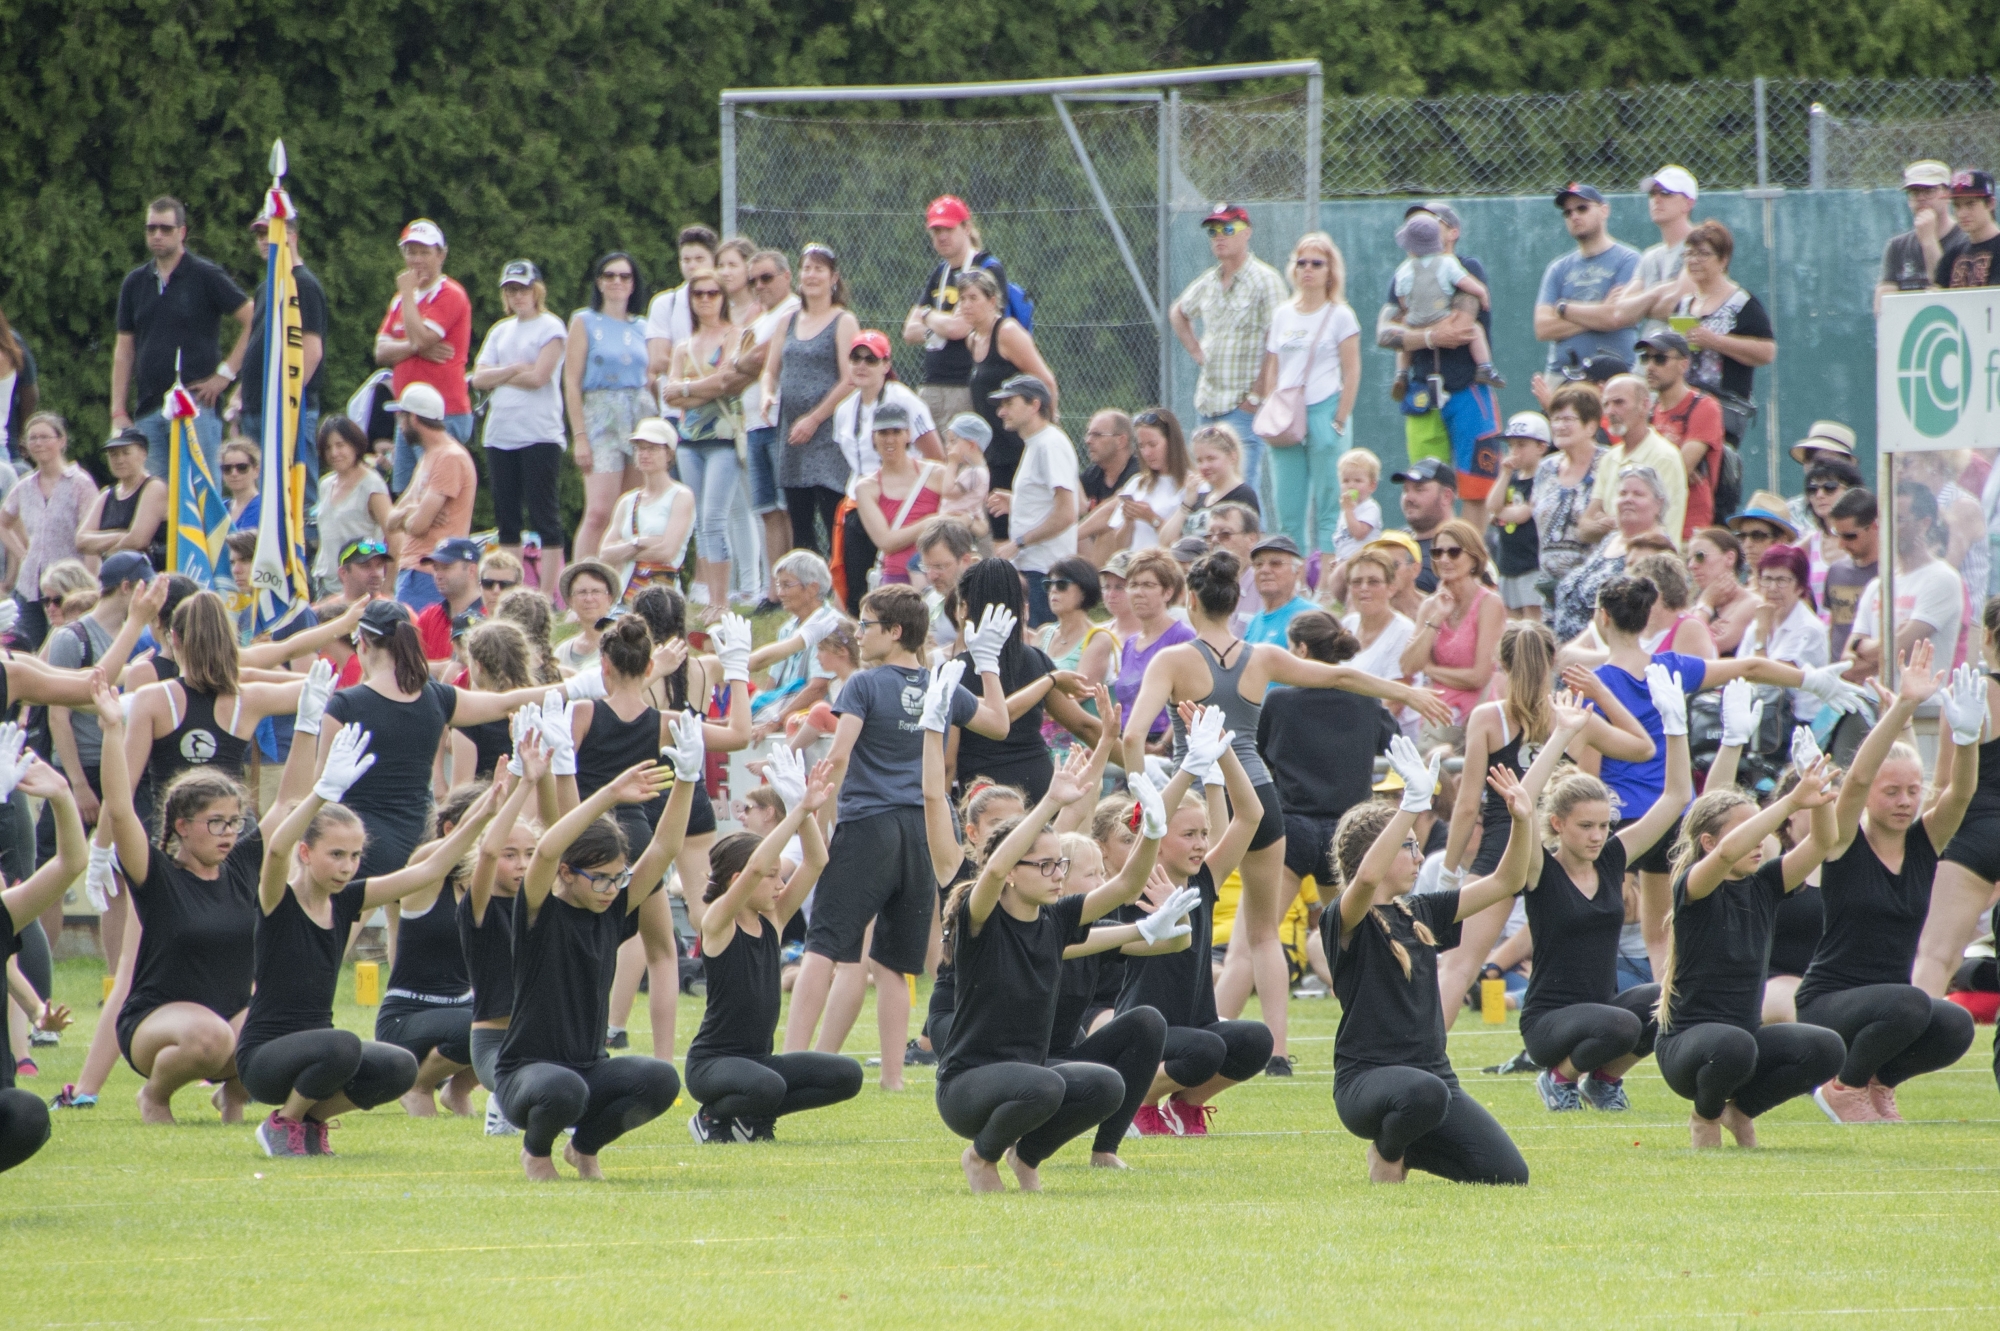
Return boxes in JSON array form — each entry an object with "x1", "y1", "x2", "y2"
[
  {"x1": 1812, "y1": 1078, "x2": 1881, "y2": 1124},
  {"x1": 1128, "y1": 1104, "x2": 1171, "y2": 1137},
  {"x1": 1169, "y1": 1096, "x2": 1212, "y2": 1136},
  {"x1": 1867, "y1": 1080, "x2": 1903, "y2": 1123}
]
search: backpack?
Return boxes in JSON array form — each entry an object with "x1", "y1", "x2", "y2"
[
  {"x1": 939, "y1": 254, "x2": 1034, "y2": 332},
  {"x1": 1686, "y1": 682, "x2": 1790, "y2": 794},
  {"x1": 1710, "y1": 439, "x2": 1744, "y2": 524}
]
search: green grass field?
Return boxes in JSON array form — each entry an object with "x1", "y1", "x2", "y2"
[{"x1": 7, "y1": 956, "x2": 1998, "y2": 1329}]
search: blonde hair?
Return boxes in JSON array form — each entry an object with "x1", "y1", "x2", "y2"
[
  {"x1": 1329, "y1": 802, "x2": 1436, "y2": 980},
  {"x1": 1189, "y1": 423, "x2": 1242, "y2": 463},
  {"x1": 1059, "y1": 832, "x2": 1099, "y2": 883},
  {"x1": 1657, "y1": 787, "x2": 1758, "y2": 1027},
  {"x1": 1090, "y1": 795, "x2": 1136, "y2": 847},
  {"x1": 37, "y1": 559, "x2": 95, "y2": 603},
  {"x1": 1336, "y1": 447, "x2": 1380, "y2": 485},
  {"x1": 479, "y1": 550, "x2": 523, "y2": 580},
  {"x1": 1499, "y1": 620, "x2": 1555, "y2": 749},
  {"x1": 1289, "y1": 231, "x2": 1347, "y2": 305},
  {"x1": 1540, "y1": 769, "x2": 1614, "y2": 849}
]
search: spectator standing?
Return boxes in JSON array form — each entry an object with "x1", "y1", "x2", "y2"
[
  {"x1": 661, "y1": 269, "x2": 752, "y2": 611},
  {"x1": 601, "y1": 419, "x2": 695, "y2": 604},
  {"x1": 373, "y1": 220, "x2": 473, "y2": 493},
  {"x1": 738, "y1": 250, "x2": 803, "y2": 569},
  {"x1": 1388, "y1": 457, "x2": 1457, "y2": 593},
  {"x1": 1937, "y1": 171, "x2": 2000, "y2": 287},
  {"x1": 768, "y1": 244, "x2": 860, "y2": 556},
  {"x1": 111, "y1": 197, "x2": 253, "y2": 478},
  {"x1": 236, "y1": 204, "x2": 328, "y2": 515},
  {"x1": 962, "y1": 268, "x2": 1058, "y2": 542},
  {"x1": 1242, "y1": 535, "x2": 1317, "y2": 647},
  {"x1": 1638, "y1": 330, "x2": 1726, "y2": 535},
  {"x1": 1848, "y1": 483, "x2": 1965, "y2": 677},
  {"x1": 412, "y1": 538, "x2": 486, "y2": 670},
  {"x1": 1073, "y1": 410, "x2": 1139, "y2": 565},
  {"x1": 0, "y1": 414, "x2": 98, "y2": 650},
  {"x1": 1483, "y1": 412, "x2": 1550, "y2": 622},
  {"x1": 565, "y1": 251, "x2": 653, "y2": 561},
  {"x1": 1686, "y1": 527, "x2": 1759, "y2": 656},
  {"x1": 1582, "y1": 376, "x2": 1688, "y2": 547},
  {"x1": 1630, "y1": 167, "x2": 1699, "y2": 338},
  {"x1": 832, "y1": 330, "x2": 940, "y2": 488},
  {"x1": 1875, "y1": 161, "x2": 1962, "y2": 312},
  {"x1": 1169, "y1": 203, "x2": 1289, "y2": 501},
  {"x1": 987, "y1": 376, "x2": 1077, "y2": 625},
  {"x1": 472, "y1": 260, "x2": 569, "y2": 601},
  {"x1": 902, "y1": 196, "x2": 1009, "y2": 426},
  {"x1": 1255, "y1": 232, "x2": 1362, "y2": 556},
  {"x1": 382, "y1": 384, "x2": 477, "y2": 612},
  {"x1": 1636, "y1": 221, "x2": 1775, "y2": 444},
  {"x1": 1532, "y1": 183, "x2": 1642, "y2": 379},
  {"x1": 75, "y1": 428, "x2": 166, "y2": 574},
  {"x1": 1531, "y1": 386, "x2": 1608, "y2": 601},
  {"x1": 311, "y1": 417, "x2": 392, "y2": 597},
  {"x1": 1399, "y1": 518, "x2": 1506, "y2": 736},
  {"x1": 0, "y1": 306, "x2": 38, "y2": 459},
  {"x1": 1376, "y1": 202, "x2": 1500, "y2": 497},
  {"x1": 644, "y1": 224, "x2": 720, "y2": 391}
]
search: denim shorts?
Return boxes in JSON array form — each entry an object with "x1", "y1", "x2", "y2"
[{"x1": 745, "y1": 425, "x2": 783, "y2": 513}]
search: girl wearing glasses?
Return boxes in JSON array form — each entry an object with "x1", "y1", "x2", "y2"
[
  {"x1": 1741, "y1": 544, "x2": 1829, "y2": 721},
  {"x1": 1399, "y1": 517, "x2": 1506, "y2": 738},
  {"x1": 661, "y1": 268, "x2": 750, "y2": 612},
  {"x1": 311, "y1": 417, "x2": 393, "y2": 597}
]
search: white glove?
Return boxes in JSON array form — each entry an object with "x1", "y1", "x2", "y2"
[
  {"x1": 715, "y1": 613, "x2": 753, "y2": 685},
  {"x1": 1437, "y1": 866, "x2": 1465, "y2": 892},
  {"x1": 1790, "y1": 725, "x2": 1823, "y2": 772},
  {"x1": 0, "y1": 600, "x2": 17, "y2": 637},
  {"x1": 764, "y1": 743, "x2": 807, "y2": 810},
  {"x1": 1940, "y1": 663, "x2": 1989, "y2": 747},
  {"x1": 539, "y1": 689, "x2": 578, "y2": 777},
  {"x1": 313, "y1": 725, "x2": 376, "y2": 802},
  {"x1": 920, "y1": 659, "x2": 966, "y2": 733},
  {"x1": 507, "y1": 707, "x2": 537, "y2": 777},
  {"x1": 1645, "y1": 664, "x2": 1688, "y2": 738},
  {"x1": 291, "y1": 658, "x2": 335, "y2": 736},
  {"x1": 800, "y1": 605, "x2": 842, "y2": 650},
  {"x1": 666, "y1": 709, "x2": 706, "y2": 781},
  {"x1": 1128, "y1": 768, "x2": 1168, "y2": 840},
  {"x1": 967, "y1": 604, "x2": 1017, "y2": 675},
  {"x1": 1386, "y1": 734, "x2": 1441, "y2": 814},
  {"x1": 0, "y1": 722, "x2": 29, "y2": 803},
  {"x1": 1800, "y1": 662, "x2": 1865, "y2": 715},
  {"x1": 1179, "y1": 706, "x2": 1231, "y2": 781},
  {"x1": 1719, "y1": 677, "x2": 1763, "y2": 749},
  {"x1": 1142, "y1": 756, "x2": 1176, "y2": 790},
  {"x1": 84, "y1": 841, "x2": 118, "y2": 912},
  {"x1": 1135, "y1": 885, "x2": 1202, "y2": 944},
  {"x1": 563, "y1": 664, "x2": 607, "y2": 701}
]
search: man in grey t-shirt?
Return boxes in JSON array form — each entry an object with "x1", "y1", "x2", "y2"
[
  {"x1": 1876, "y1": 159, "x2": 1968, "y2": 313},
  {"x1": 1628, "y1": 166, "x2": 1698, "y2": 339},
  {"x1": 46, "y1": 552, "x2": 151, "y2": 826}
]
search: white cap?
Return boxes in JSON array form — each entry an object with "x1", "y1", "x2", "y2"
[
  {"x1": 1902, "y1": 160, "x2": 1951, "y2": 189},
  {"x1": 1644, "y1": 165, "x2": 1698, "y2": 202},
  {"x1": 386, "y1": 382, "x2": 447, "y2": 420},
  {"x1": 399, "y1": 218, "x2": 446, "y2": 248},
  {"x1": 1502, "y1": 411, "x2": 1553, "y2": 445}
]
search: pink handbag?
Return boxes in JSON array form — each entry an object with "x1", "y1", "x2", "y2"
[{"x1": 1252, "y1": 304, "x2": 1335, "y2": 447}]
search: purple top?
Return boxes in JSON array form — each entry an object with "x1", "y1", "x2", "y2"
[{"x1": 1117, "y1": 619, "x2": 1196, "y2": 738}]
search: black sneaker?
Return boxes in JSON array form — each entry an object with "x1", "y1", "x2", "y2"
[
  {"x1": 903, "y1": 1039, "x2": 938, "y2": 1067},
  {"x1": 1265, "y1": 1055, "x2": 1296, "y2": 1078},
  {"x1": 688, "y1": 1107, "x2": 731, "y2": 1144},
  {"x1": 605, "y1": 1028, "x2": 629, "y2": 1050},
  {"x1": 1480, "y1": 1048, "x2": 1541, "y2": 1076},
  {"x1": 746, "y1": 1116, "x2": 777, "y2": 1143}
]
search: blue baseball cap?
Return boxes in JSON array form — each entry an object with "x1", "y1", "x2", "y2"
[
  {"x1": 99, "y1": 551, "x2": 154, "y2": 591},
  {"x1": 422, "y1": 537, "x2": 483, "y2": 566},
  {"x1": 1555, "y1": 182, "x2": 1607, "y2": 207}
]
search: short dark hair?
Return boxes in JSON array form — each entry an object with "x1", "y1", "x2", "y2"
[
  {"x1": 1804, "y1": 457, "x2": 1864, "y2": 492},
  {"x1": 1045, "y1": 556, "x2": 1101, "y2": 611},
  {"x1": 676, "y1": 225, "x2": 720, "y2": 254},
  {"x1": 1596, "y1": 575, "x2": 1658, "y2": 635},
  {"x1": 225, "y1": 530, "x2": 259, "y2": 562},
  {"x1": 1207, "y1": 500, "x2": 1261, "y2": 536},
  {"x1": 147, "y1": 196, "x2": 187, "y2": 227},
  {"x1": 860, "y1": 584, "x2": 929, "y2": 652},
  {"x1": 1895, "y1": 480, "x2": 1939, "y2": 523},
  {"x1": 1829, "y1": 487, "x2": 1877, "y2": 527},
  {"x1": 917, "y1": 515, "x2": 977, "y2": 563}
]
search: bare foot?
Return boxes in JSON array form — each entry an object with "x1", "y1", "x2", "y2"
[
  {"x1": 137, "y1": 1087, "x2": 176, "y2": 1125},
  {"x1": 1689, "y1": 1113, "x2": 1722, "y2": 1149},
  {"x1": 564, "y1": 1142, "x2": 605, "y2": 1181},
  {"x1": 439, "y1": 1079, "x2": 475, "y2": 1118},
  {"x1": 522, "y1": 1150, "x2": 561, "y2": 1182},
  {"x1": 400, "y1": 1088, "x2": 438, "y2": 1118},
  {"x1": 1719, "y1": 1103, "x2": 1757, "y2": 1148},
  {"x1": 1366, "y1": 1144, "x2": 1408, "y2": 1183},
  {"x1": 1002, "y1": 1147, "x2": 1042, "y2": 1192},
  {"x1": 961, "y1": 1145, "x2": 1005, "y2": 1193},
  {"x1": 879, "y1": 1077, "x2": 906, "y2": 1093},
  {"x1": 1090, "y1": 1151, "x2": 1128, "y2": 1169},
  {"x1": 211, "y1": 1082, "x2": 248, "y2": 1125}
]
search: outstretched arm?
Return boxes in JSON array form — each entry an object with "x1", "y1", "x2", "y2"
[
  {"x1": 1613, "y1": 667, "x2": 1693, "y2": 863},
  {"x1": 1261, "y1": 646, "x2": 1455, "y2": 730},
  {"x1": 1836, "y1": 646, "x2": 1937, "y2": 852},
  {"x1": 0, "y1": 758, "x2": 86, "y2": 932},
  {"x1": 1456, "y1": 765, "x2": 1536, "y2": 918}
]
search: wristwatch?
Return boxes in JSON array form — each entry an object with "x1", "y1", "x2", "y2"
[
  {"x1": 1245, "y1": 392, "x2": 1265, "y2": 407},
  {"x1": 1557, "y1": 300, "x2": 1570, "y2": 319}
]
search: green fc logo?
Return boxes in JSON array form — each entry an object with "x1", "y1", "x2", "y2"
[{"x1": 1897, "y1": 306, "x2": 1970, "y2": 437}]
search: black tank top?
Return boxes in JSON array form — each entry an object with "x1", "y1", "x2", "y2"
[
  {"x1": 1962, "y1": 730, "x2": 2000, "y2": 818},
  {"x1": 967, "y1": 318, "x2": 1026, "y2": 489},
  {"x1": 687, "y1": 915, "x2": 781, "y2": 1064},
  {"x1": 461, "y1": 718, "x2": 511, "y2": 780},
  {"x1": 99, "y1": 477, "x2": 168, "y2": 572},
  {"x1": 457, "y1": 886, "x2": 516, "y2": 1023},
  {"x1": 385, "y1": 876, "x2": 472, "y2": 1002},
  {"x1": 574, "y1": 700, "x2": 665, "y2": 853},
  {"x1": 148, "y1": 685, "x2": 252, "y2": 796}
]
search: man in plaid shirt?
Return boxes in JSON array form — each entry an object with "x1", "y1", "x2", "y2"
[{"x1": 1170, "y1": 202, "x2": 1289, "y2": 500}]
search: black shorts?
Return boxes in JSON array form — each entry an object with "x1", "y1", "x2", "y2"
[
  {"x1": 688, "y1": 780, "x2": 717, "y2": 837},
  {"x1": 1243, "y1": 780, "x2": 1285, "y2": 853},
  {"x1": 1616, "y1": 812, "x2": 1683, "y2": 876},
  {"x1": 1940, "y1": 813, "x2": 2000, "y2": 883},
  {"x1": 486, "y1": 442, "x2": 564, "y2": 547},
  {"x1": 1282, "y1": 812, "x2": 1340, "y2": 883},
  {"x1": 804, "y1": 806, "x2": 937, "y2": 976}
]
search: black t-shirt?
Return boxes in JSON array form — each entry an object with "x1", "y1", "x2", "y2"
[
  {"x1": 1325, "y1": 888, "x2": 1463, "y2": 1081},
  {"x1": 1257, "y1": 687, "x2": 1395, "y2": 819},
  {"x1": 122, "y1": 831, "x2": 263, "y2": 1029},
  {"x1": 322, "y1": 682, "x2": 458, "y2": 862},
  {"x1": 1209, "y1": 481, "x2": 1260, "y2": 515},
  {"x1": 1882, "y1": 225, "x2": 1969, "y2": 290},
  {"x1": 497, "y1": 887, "x2": 629, "y2": 1077},
  {"x1": 940, "y1": 891, "x2": 1088, "y2": 1083},
  {"x1": 1795, "y1": 823, "x2": 1938, "y2": 1009},
  {"x1": 953, "y1": 645, "x2": 1056, "y2": 780},
  {"x1": 916, "y1": 252, "x2": 1006, "y2": 386},
  {"x1": 1047, "y1": 946, "x2": 1101, "y2": 1061},
  {"x1": 457, "y1": 887, "x2": 516, "y2": 1023},
  {"x1": 1687, "y1": 292, "x2": 1772, "y2": 402},
  {"x1": 1494, "y1": 470, "x2": 1540, "y2": 577},
  {"x1": 1938, "y1": 233, "x2": 2000, "y2": 289},
  {"x1": 1414, "y1": 532, "x2": 1439, "y2": 594},
  {"x1": 1116, "y1": 866, "x2": 1218, "y2": 1029},
  {"x1": 1767, "y1": 882, "x2": 1823, "y2": 977},
  {"x1": 1081, "y1": 453, "x2": 1142, "y2": 506},
  {"x1": 239, "y1": 263, "x2": 330, "y2": 411},
  {"x1": 1520, "y1": 838, "x2": 1628, "y2": 1030},
  {"x1": 1388, "y1": 253, "x2": 1490, "y2": 394},
  {"x1": 115, "y1": 252, "x2": 250, "y2": 417},
  {"x1": 1662, "y1": 862, "x2": 1787, "y2": 1035},
  {"x1": 926, "y1": 856, "x2": 979, "y2": 1029},
  {"x1": 384, "y1": 882, "x2": 471, "y2": 1001},
  {"x1": 688, "y1": 914, "x2": 784, "y2": 1064},
  {"x1": 237, "y1": 879, "x2": 369, "y2": 1060}
]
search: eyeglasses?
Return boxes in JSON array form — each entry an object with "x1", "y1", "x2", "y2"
[
  {"x1": 1400, "y1": 838, "x2": 1421, "y2": 856},
  {"x1": 1203, "y1": 222, "x2": 1247, "y2": 237},
  {"x1": 1640, "y1": 353, "x2": 1678, "y2": 366},
  {"x1": 689, "y1": 288, "x2": 724, "y2": 300},
  {"x1": 145, "y1": 222, "x2": 181, "y2": 234},
  {"x1": 1756, "y1": 574, "x2": 1798, "y2": 591},
  {"x1": 750, "y1": 273, "x2": 780, "y2": 287},
  {"x1": 857, "y1": 619, "x2": 886, "y2": 630},
  {"x1": 482, "y1": 578, "x2": 519, "y2": 592},
  {"x1": 1431, "y1": 545, "x2": 1467, "y2": 560},
  {"x1": 1806, "y1": 482, "x2": 1845, "y2": 494},
  {"x1": 220, "y1": 462, "x2": 254, "y2": 475},
  {"x1": 1019, "y1": 856, "x2": 1071, "y2": 879},
  {"x1": 600, "y1": 270, "x2": 635, "y2": 282},
  {"x1": 1294, "y1": 256, "x2": 1327, "y2": 268},
  {"x1": 569, "y1": 865, "x2": 634, "y2": 893},
  {"x1": 200, "y1": 815, "x2": 248, "y2": 835}
]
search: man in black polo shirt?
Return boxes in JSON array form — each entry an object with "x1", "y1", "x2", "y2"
[
  {"x1": 236, "y1": 202, "x2": 330, "y2": 517},
  {"x1": 110, "y1": 196, "x2": 253, "y2": 480}
]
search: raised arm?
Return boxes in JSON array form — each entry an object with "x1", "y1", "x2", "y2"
[
  {"x1": 523, "y1": 760, "x2": 668, "y2": 911},
  {"x1": 1926, "y1": 661, "x2": 1989, "y2": 848},
  {"x1": 961, "y1": 604, "x2": 1018, "y2": 740},
  {"x1": 1561, "y1": 663, "x2": 1656, "y2": 764},
  {"x1": 1339, "y1": 737, "x2": 1433, "y2": 939},
  {"x1": 1201, "y1": 726, "x2": 1263, "y2": 886},
  {"x1": 0, "y1": 756, "x2": 86, "y2": 933},
  {"x1": 919, "y1": 661, "x2": 969, "y2": 884},
  {"x1": 91, "y1": 682, "x2": 152, "y2": 884},
  {"x1": 627, "y1": 713, "x2": 710, "y2": 911},
  {"x1": 241, "y1": 596, "x2": 369, "y2": 670},
  {"x1": 1440, "y1": 706, "x2": 1495, "y2": 878},
  {"x1": 1081, "y1": 765, "x2": 1183, "y2": 924},
  {"x1": 1835, "y1": 645, "x2": 1937, "y2": 851},
  {"x1": 702, "y1": 758, "x2": 825, "y2": 949},
  {"x1": 1055, "y1": 689, "x2": 1120, "y2": 835},
  {"x1": 1456, "y1": 764, "x2": 1537, "y2": 918},
  {"x1": 1688, "y1": 756, "x2": 1835, "y2": 899},
  {"x1": 1613, "y1": 666, "x2": 1693, "y2": 862},
  {"x1": 471, "y1": 750, "x2": 543, "y2": 924},
  {"x1": 364, "y1": 781, "x2": 504, "y2": 910},
  {"x1": 967, "y1": 749, "x2": 1091, "y2": 933}
]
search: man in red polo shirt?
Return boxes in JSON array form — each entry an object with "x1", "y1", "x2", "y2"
[
  {"x1": 413, "y1": 537, "x2": 485, "y2": 673},
  {"x1": 1639, "y1": 329, "x2": 1725, "y2": 537},
  {"x1": 374, "y1": 218, "x2": 473, "y2": 494}
]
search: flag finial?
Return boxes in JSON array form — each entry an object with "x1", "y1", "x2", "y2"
[{"x1": 269, "y1": 139, "x2": 287, "y2": 181}]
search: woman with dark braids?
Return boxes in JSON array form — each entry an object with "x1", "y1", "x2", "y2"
[{"x1": 1325, "y1": 733, "x2": 1542, "y2": 1184}]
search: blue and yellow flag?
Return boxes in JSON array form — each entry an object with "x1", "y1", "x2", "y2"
[
  {"x1": 248, "y1": 142, "x2": 314, "y2": 638},
  {"x1": 164, "y1": 377, "x2": 228, "y2": 586}
]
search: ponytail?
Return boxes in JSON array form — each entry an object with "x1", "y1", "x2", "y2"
[{"x1": 364, "y1": 620, "x2": 430, "y2": 694}]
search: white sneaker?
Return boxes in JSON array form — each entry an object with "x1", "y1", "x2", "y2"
[{"x1": 484, "y1": 1095, "x2": 519, "y2": 1137}]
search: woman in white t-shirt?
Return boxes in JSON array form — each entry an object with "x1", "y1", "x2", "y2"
[
  {"x1": 601, "y1": 418, "x2": 696, "y2": 604},
  {"x1": 1741, "y1": 544, "x2": 1828, "y2": 720},
  {"x1": 1337, "y1": 547, "x2": 1419, "y2": 737},
  {"x1": 1254, "y1": 232, "x2": 1362, "y2": 557},
  {"x1": 1117, "y1": 408, "x2": 1191, "y2": 552},
  {"x1": 472, "y1": 261, "x2": 569, "y2": 595}
]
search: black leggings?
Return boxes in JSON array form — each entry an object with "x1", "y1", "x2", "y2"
[
  {"x1": 0, "y1": 1088, "x2": 50, "y2": 1174},
  {"x1": 937, "y1": 1061, "x2": 1125, "y2": 1167},
  {"x1": 686, "y1": 1052, "x2": 864, "y2": 1122},
  {"x1": 487, "y1": 442, "x2": 564, "y2": 547},
  {"x1": 374, "y1": 1002, "x2": 473, "y2": 1068},
  {"x1": 0, "y1": 790, "x2": 34, "y2": 883},
  {"x1": 1057, "y1": 1005, "x2": 1167, "y2": 1154},
  {"x1": 1796, "y1": 985, "x2": 1977, "y2": 1088},
  {"x1": 12, "y1": 919, "x2": 50, "y2": 1000},
  {"x1": 1161, "y1": 1019, "x2": 1274, "y2": 1088},
  {"x1": 1520, "y1": 985, "x2": 1661, "y2": 1074},
  {"x1": 785, "y1": 485, "x2": 845, "y2": 559},
  {"x1": 237, "y1": 1031, "x2": 420, "y2": 1112},
  {"x1": 1654, "y1": 1022, "x2": 1846, "y2": 1121},
  {"x1": 498, "y1": 1057, "x2": 680, "y2": 1159},
  {"x1": 1334, "y1": 1065, "x2": 1529, "y2": 1184},
  {"x1": 469, "y1": 1027, "x2": 506, "y2": 1091}
]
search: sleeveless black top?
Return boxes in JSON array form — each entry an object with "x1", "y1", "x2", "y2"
[
  {"x1": 385, "y1": 875, "x2": 472, "y2": 1003},
  {"x1": 574, "y1": 700, "x2": 665, "y2": 855},
  {"x1": 99, "y1": 476, "x2": 168, "y2": 572},
  {"x1": 147, "y1": 684, "x2": 252, "y2": 797},
  {"x1": 967, "y1": 318, "x2": 1026, "y2": 491},
  {"x1": 687, "y1": 915, "x2": 782, "y2": 1064}
]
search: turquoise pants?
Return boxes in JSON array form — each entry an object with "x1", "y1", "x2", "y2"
[{"x1": 1267, "y1": 393, "x2": 1344, "y2": 555}]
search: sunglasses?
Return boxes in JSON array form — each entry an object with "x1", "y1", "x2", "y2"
[
  {"x1": 1738, "y1": 526, "x2": 1779, "y2": 541},
  {"x1": 750, "y1": 272, "x2": 780, "y2": 286},
  {"x1": 145, "y1": 222, "x2": 181, "y2": 234},
  {"x1": 1834, "y1": 528, "x2": 1868, "y2": 542},
  {"x1": 1640, "y1": 352, "x2": 1679, "y2": 366},
  {"x1": 599, "y1": 269, "x2": 635, "y2": 282},
  {"x1": 1431, "y1": 545, "x2": 1468, "y2": 560},
  {"x1": 1204, "y1": 222, "x2": 1247, "y2": 236},
  {"x1": 689, "y1": 288, "x2": 724, "y2": 300},
  {"x1": 1806, "y1": 481, "x2": 1845, "y2": 494},
  {"x1": 1046, "y1": 578, "x2": 1074, "y2": 592},
  {"x1": 1561, "y1": 204, "x2": 1593, "y2": 218},
  {"x1": 220, "y1": 462, "x2": 254, "y2": 475},
  {"x1": 849, "y1": 351, "x2": 882, "y2": 364},
  {"x1": 343, "y1": 541, "x2": 389, "y2": 562},
  {"x1": 1294, "y1": 256, "x2": 1327, "y2": 268},
  {"x1": 481, "y1": 578, "x2": 519, "y2": 592}
]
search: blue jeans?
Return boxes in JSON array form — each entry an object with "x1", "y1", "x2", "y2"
[
  {"x1": 239, "y1": 405, "x2": 323, "y2": 522},
  {"x1": 745, "y1": 426, "x2": 782, "y2": 513},
  {"x1": 135, "y1": 407, "x2": 223, "y2": 482},
  {"x1": 1198, "y1": 406, "x2": 1267, "y2": 510},
  {"x1": 1021, "y1": 569, "x2": 1053, "y2": 628},
  {"x1": 393, "y1": 412, "x2": 476, "y2": 493},
  {"x1": 1615, "y1": 955, "x2": 1654, "y2": 992},
  {"x1": 679, "y1": 440, "x2": 741, "y2": 564},
  {"x1": 396, "y1": 567, "x2": 442, "y2": 612},
  {"x1": 1266, "y1": 393, "x2": 1343, "y2": 555}
]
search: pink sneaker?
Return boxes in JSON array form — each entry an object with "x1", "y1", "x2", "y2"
[
  {"x1": 306, "y1": 1120, "x2": 335, "y2": 1155},
  {"x1": 1812, "y1": 1079, "x2": 1881, "y2": 1124},
  {"x1": 256, "y1": 1110, "x2": 311, "y2": 1157},
  {"x1": 1128, "y1": 1104, "x2": 1172, "y2": 1137},
  {"x1": 1168, "y1": 1096, "x2": 1211, "y2": 1136},
  {"x1": 1867, "y1": 1080, "x2": 1903, "y2": 1123}
]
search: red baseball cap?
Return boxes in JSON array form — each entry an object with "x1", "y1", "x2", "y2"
[
  {"x1": 852, "y1": 329, "x2": 892, "y2": 359},
  {"x1": 1202, "y1": 201, "x2": 1251, "y2": 225},
  {"x1": 926, "y1": 195, "x2": 971, "y2": 228}
]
